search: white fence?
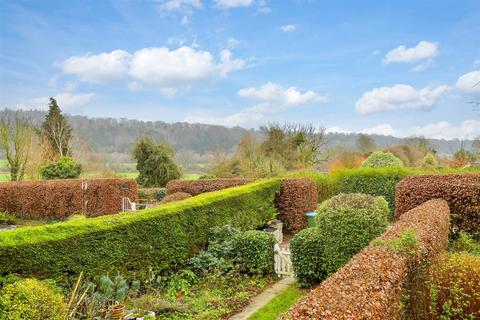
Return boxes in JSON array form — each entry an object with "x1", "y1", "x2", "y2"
[
  {"x1": 122, "y1": 197, "x2": 137, "y2": 212},
  {"x1": 274, "y1": 243, "x2": 292, "y2": 276}
]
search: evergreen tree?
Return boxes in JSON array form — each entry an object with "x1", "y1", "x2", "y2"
[
  {"x1": 41, "y1": 98, "x2": 72, "y2": 158},
  {"x1": 133, "y1": 136, "x2": 182, "y2": 187}
]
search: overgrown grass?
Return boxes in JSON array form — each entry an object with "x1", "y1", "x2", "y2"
[{"x1": 247, "y1": 283, "x2": 306, "y2": 320}]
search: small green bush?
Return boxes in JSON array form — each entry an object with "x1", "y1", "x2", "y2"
[
  {"x1": 421, "y1": 153, "x2": 438, "y2": 169},
  {"x1": 235, "y1": 230, "x2": 276, "y2": 275},
  {"x1": 41, "y1": 156, "x2": 82, "y2": 180},
  {"x1": 316, "y1": 193, "x2": 389, "y2": 275},
  {"x1": 290, "y1": 228, "x2": 326, "y2": 287},
  {"x1": 0, "y1": 212, "x2": 16, "y2": 225},
  {"x1": 0, "y1": 278, "x2": 67, "y2": 320},
  {"x1": 361, "y1": 151, "x2": 404, "y2": 168}
]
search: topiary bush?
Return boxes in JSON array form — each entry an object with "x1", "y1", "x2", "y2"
[
  {"x1": 427, "y1": 253, "x2": 480, "y2": 320},
  {"x1": 235, "y1": 230, "x2": 276, "y2": 276},
  {"x1": 0, "y1": 278, "x2": 67, "y2": 320},
  {"x1": 361, "y1": 151, "x2": 404, "y2": 168},
  {"x1": 316, "y1": 193, "x2": 389, "y2": 275},
  {"x1": 40, "y1": 156, "x2": 82, "y2": 180},
  {"x1": 290, "y1": 228, "x2": 326, "y2": 287}
]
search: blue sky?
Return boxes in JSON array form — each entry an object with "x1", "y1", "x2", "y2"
[{"x1": 1, "y1": 0, "x2": 479, "y2": 139}]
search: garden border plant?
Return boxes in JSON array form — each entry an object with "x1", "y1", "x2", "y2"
[{"x1": 0, "y1": 179, "x2": 281, "y2": 281}]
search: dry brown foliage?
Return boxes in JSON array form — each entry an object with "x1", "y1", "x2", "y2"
[
  {"x1": 284, "y1": 199, "x2": 450, "y2": 319},
  {"x1": 0, "y1": 178, "x2": 137, "y2": 219},
  {"x1": 274, "y1": 178, "x2": 318, "y2": 233},
  {"x1": 160, "y1": 192, "x2": 192, "y2": 204},
  {"x1": 395, "y1": 174, "x2": 480, "y2": 234},
  {"x1": 165, "y1": 178, "x2": 254, "y2": 196}
]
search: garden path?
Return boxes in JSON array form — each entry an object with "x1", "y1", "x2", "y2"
[{"x1": 229, "y1": 276, "x2": 295, "y2": 320}]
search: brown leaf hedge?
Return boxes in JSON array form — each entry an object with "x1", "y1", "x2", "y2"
[
  {"x1": 160, "y1": 192, "x2": 192, "y2": 204},
  {"x1": 284, "y1": 199, "x2": 450, "y2": 319},
  {"x1": 395, "y1": 174, "x2": 480, "y2": 235},
  {"x1": 0, "y1": 179, "x2": 137, "y2": 219},
  {"x1": 274, "y1": 178, "x2": 318, "y2": 233},
  {"x1": 165, "y1": 178, "x2": 254, "y2": 196}
]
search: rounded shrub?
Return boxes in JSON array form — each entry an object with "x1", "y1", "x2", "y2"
[
  {"x1": 290, "y1": 228, "x2": 326, "y2": 287},
  {"x1": 0, "y1": 278, "x2": 67, "y2": 320},
  {"x1": 421, "y1": 153, "x2": 438, "y2": 169},
  {"x1": 316, "y1": 193, "x2": 389, "y2": 275},
  {"x1": 41, "y1": 156, "x2": 82, "y2": 180},
  {"x1": 235, "y1": 230, "x2": 275, "y2": 275},
  {"x1": 427, "y1": 253, "x2": 480, "y2": 320},
  {"x1": 361, "y1": 151, "x2": 404, "y2": 168}
]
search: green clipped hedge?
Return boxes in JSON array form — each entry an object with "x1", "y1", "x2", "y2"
[
  {"x1": 0, "y1": 180, "x2": 281, "y2": 281},
  {"x1": 236, "y1": 230, "x2": 276, "y2": 275},
  {"x1": 361, "y1": 151, "x2": 404, "y2": 168},
  {"x1": 332, "y1": 167, "x2": 410, "y2": 215},
  {"x1": 290, "y1": 228, "x2": 325, "y2": 287}
]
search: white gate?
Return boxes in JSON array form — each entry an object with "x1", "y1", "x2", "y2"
[
  {"x1": 274, "y1": 243, "x2": 292, "y2": 276},
  {"x1": 122, "y1": 197, "x2": 137, "y2": 212}
]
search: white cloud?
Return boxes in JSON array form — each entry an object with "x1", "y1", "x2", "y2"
[
  {"x1": 61, "y1": 50, "x2": 131, "y2": 84},
  {"x1": 181, "y1": 15, "x2": 189, "y2": 24},
  {"x1": 473, "y1": 59, "x2": 480, "y2": 68},
  {"x1": 238, "y1": 82, "x2": 328, "y2": 106},
  {"x1": 280, "y1": 24, "x2": 296, "y2": 32},
  {"x1": 218, "y1": 49, "x2": 247, "y2": 77},
  {"x1": 225, "y1": 37, "x2": 240, "y2": 49},
  {"x1": 383, "y1": 41, "x2": 438, "y2": 64},
  {"x1": 187, "y1": 83, "x2": 328, "y2": 126},
  {"x1": 32, "y1": 92, "x2": 94, "y2": 109},
  {"x1": 361, "y1": 124, "x2": 396, "y2": 136},
  {"x1": 411, "y1": 119, "x2": 480, "y2": 140},
  {"x1": 326, "y1": 127, "x2": 351, "y2": 134},
  {"x1": 410, "y1": 59, "x2": 434, "y2": 72},
  {"x1": 215, "y1": 0, "x2": 254, "y2": 8},
  {"x1": 355, "y1": 84, "x2": 448, "y2": 114},
  {"x1": 62, "y1": 46, "x2": 246, "y2": 91},
  {"x1": 157, "y1": 0, "x2": 202, "y2": 13},
  {"x1": 455, "y1": 70, "x2": 480, "y2": 95}
]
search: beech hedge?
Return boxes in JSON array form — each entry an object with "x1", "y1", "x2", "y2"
[
  {"x1": 284, "y1": 199, "x2": 450, "y2": 319},
  {"x1": 0, "y1": 179, "x2": 280, "y2": 280},
  {"x1": 165, "y1": 178, "x2": 254, "y2": 196},
  {"x1": 396, "y1": 173, "x2": 480, "y2": 237},
  {"x1": 0, "y1": 179, "x2": 137, "y2": 219}
]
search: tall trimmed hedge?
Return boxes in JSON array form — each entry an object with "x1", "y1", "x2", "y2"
[
  {"x1": 0, "y1": 180, "x2": 280, "y2": 280},
  {"x1": 332, "y1": 168, "x2": 409, "y2": 215}
]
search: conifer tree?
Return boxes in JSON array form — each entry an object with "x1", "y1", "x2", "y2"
[{"x1": 41, "y1": 97, "x2": 72, "y2": 158}]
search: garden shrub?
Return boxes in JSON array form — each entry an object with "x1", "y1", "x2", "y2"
[
  {"x1": 395, "y1": 173, "x2": 480, "y2": 237},
  {"x1": 235, "y1": 230, "x2": 276, "y2": 275},
  {"x1": 165, "y1": 178, "x2": 254, "y2": 196},
  {"x1": 274, "y1": 178, "x2": 318, "y2": 233},
  {"x1": 361, "y1": 151, "x2": 404, "y2": 168},
  {"x1": 427, "y1": 253, "x2": 480, "y2": 320},
  {"x1": 284, "y1": 199, "x2": 450, "y2": 319},
  {"x1": 160, "y1": 192, "x2": 192, "y2": 204},
  {"x1": 0, "y1": 212, "x2": 15, "y2": 225},
  {"x1": 316, "y1": 193, "x2": 389, "y2": 275},
  {"x1": 0, "y1": 179, "x2": 280, "y2": 280},
  {"x1": 290, "y1": 228, "x2": 325, "y2": 287},
  {"x1": 421, "y1": 152, "x2": 438, "y2": 169},
  {"x1": 0, "y1": 178, "x2": 137, "y2": 219},
  {"x1": 137, "y1": 187, "x2": 166, "y2": 202},
  {"x1": 0, "y1": 278, "x2": 67, "y2": 320},
  {"x1": 41, "y1": 156, "x2": 82, "y2": 180},
  {"x1": 332, "y1": 167, "x2": 410, "y2": 214}
]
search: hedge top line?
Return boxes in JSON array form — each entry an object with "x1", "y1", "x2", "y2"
[
  {"x1": 0, "y1": 177, "x2": 136, "y2": 185},
  {"x1": 0, "y1": 179, "x2": 281, "y2": 248}
]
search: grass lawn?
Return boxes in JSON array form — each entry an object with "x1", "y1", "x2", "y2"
[
  {"x1": 182, "y1": 173, "x2": 201, "y2": 180},
  {"x1": 0, "y1": 173, "x2": 9, "y2": 182},
  {"x1": 247, "y1": 283, "x2": 307, "y2": 320}
]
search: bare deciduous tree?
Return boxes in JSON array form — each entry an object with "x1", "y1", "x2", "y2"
[{"x1": 0, "y1": 113, "x2": 34, "y2": 181}]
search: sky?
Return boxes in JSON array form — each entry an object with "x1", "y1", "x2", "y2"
[{"x1": 0, "y1": 0, "x2": 479, "y2": 140}]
